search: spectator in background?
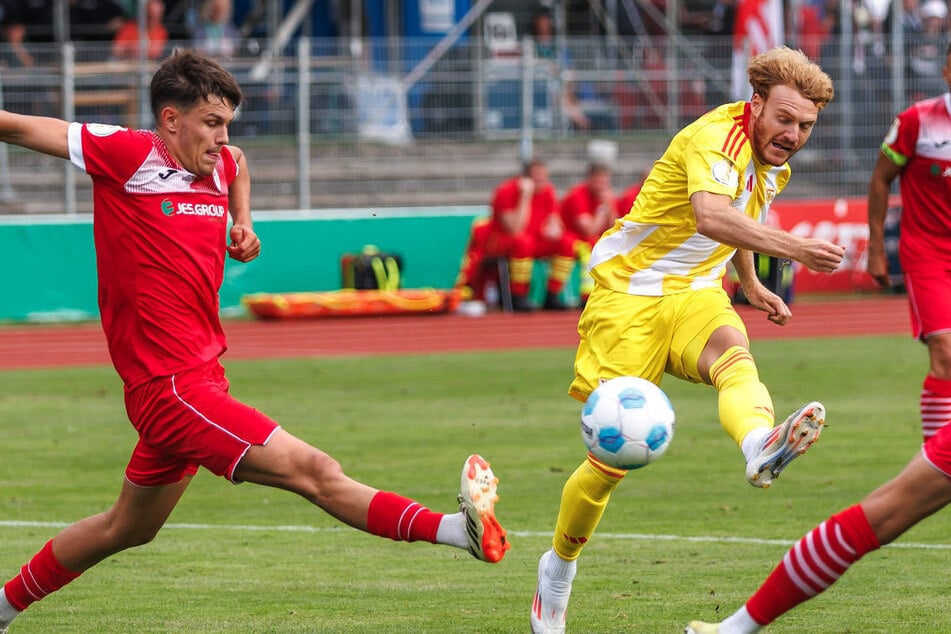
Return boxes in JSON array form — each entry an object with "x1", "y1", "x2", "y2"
[
  {"x1": 902, "y1": 0, "x2": 925, "y2": 34},
  {"x1": 530, "y1": 10, "x2": 592, "y2": 131},
  {"x1": 677, "y1": 0, "x2": 735, "y2": 106},
  {"x1": 0, "y1": 0, "x2": 49, "y2": 67},
  {"x1": 849, "y1": 0, "x2": 893, "y2": 147},
  {"x1": 907, "y1": 0, "x2": 949, "y2": 101},
  {"x1": 795, "y1": 0, "x2": 833, "y2": 60},
  {"x1": 70, "y1": 0, "x2": 126, "y2": 42},
  {"x1": 0, "y1": 0, "x2": 124, "y2": 67},
  {"x1": 190, "y1": 0, "x2": 241, "y2": 59},
  {"x1": 455, "y1": 159, "x2": 577, "y2": 312},
  {"x1": 161, "y1": 0, "x2": 192, "y2": 41},
  {"x1": 111, "y1": 0, "x2": 168, "y2": 61},
  {"x1": 815, "y1": 0, "x2": 842, "y2": 67}
]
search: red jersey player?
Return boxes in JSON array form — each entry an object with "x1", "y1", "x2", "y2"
[
  {"x1": 0, "y1": 50, "x2": 508, "y2": 632},
  {"x1": 456, "y1": 159, "x2": 577, "y2": 311},
  {"x1": 867, "y1": 42, "x2": 951, "y2": 444},
  {"x1": 559, "y1": 162, "x2": 618, "y2": 248},
  {"x1": 558, "y1": 162, "x2": 619, "y2": 305},
  {"x1": 685, "y1": 405, "x2": 951, "y2": 633}
]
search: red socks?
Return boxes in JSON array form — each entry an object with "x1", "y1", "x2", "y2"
[
  {"x1": 3, "y1": 541, "x2": 81, "y2": 611},
  {"x1": 366, "y1": 491, "x2": 443, "y2": 543},
  {"x1": 921, "y1": 375, "x2": 951, "y2": 441},
  {"x1": 745, "y1": 504, "x2": 880, "y2": 625}
]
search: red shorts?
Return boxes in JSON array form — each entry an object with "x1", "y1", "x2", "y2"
[
  {"x1": 923, "y1": 419, "x2": 951, "y2": 477},
  {"x1": 904, "y1": 268, "x2": 951, "y2": 340},
  {"x1": 123, "y1": 359, "x2": 280, "y2": 486}
]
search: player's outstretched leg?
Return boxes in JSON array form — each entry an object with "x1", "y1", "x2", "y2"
[
  {"x1": 746, "y1": 401, "x2": 825, "y2": 488},
  {"x1": 531, "y1": 548, "x2": 576, "y2": 634},
  {"x1": 457, "y1": 454, "x2": 510, "y2": 563}
]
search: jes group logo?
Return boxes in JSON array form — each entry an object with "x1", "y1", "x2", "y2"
[{"x1": 160, "y1": 199, "x2": 226, "y2": 218}]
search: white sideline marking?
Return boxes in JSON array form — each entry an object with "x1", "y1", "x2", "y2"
[{"x1": 1, "y1": 521, "x2": 949, "y2": 550}]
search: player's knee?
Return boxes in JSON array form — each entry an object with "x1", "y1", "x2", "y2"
[
  {"x1": 104, "y1": 516, "x2": 164, "y2": 550},
  {"x1": 706, "y1": 344, "x2": 757, "y2": 389},
  {"x1": 296, "y1": 449, "x2": 347, "y2": 505},
  {"x1": 124, "y1": 525, "x2": 162, "y2": 548},
  {"x1": 928, "y1": 342, "x2": 951, "y2": 378}
]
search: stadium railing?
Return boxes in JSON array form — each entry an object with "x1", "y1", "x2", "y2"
[{"x1": 0, "y1": 34, "x2": 916, "y2": 214}]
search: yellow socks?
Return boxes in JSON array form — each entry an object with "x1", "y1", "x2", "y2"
[
  {"x1": 552, "y1": 454, "x2": 627, "y2": 561},
  {"x1": 709, "y1": 345, "x2": 774, "y2": 446}
]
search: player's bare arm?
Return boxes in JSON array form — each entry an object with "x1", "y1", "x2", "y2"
[
  {"x1": 732, "y1": 248, "x2": 792, "y2": 325},
  {"x1": 0, "y1": 111, "x2": 69, "y2": 159},
  {"x1": 225, "y1": 145, "x2": 260, "y2": 263},
  {"x1": 866, "y1": 151, "x2": 902, "y2": 287},
  {"x1": 691, "y1": 190, "x2": 845, "y2": 272}
]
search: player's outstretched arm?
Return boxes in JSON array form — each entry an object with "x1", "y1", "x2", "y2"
[
  {"x1": 691, "y1": 191, "x2": 845, "y2": 273},
  {"x1": 0, "y1": 111, "x2": 69, "y2": 159}
]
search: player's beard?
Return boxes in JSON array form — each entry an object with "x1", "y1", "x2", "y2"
[{"x1": 752, "y1": 117, "x2": 800, "y2": 167}]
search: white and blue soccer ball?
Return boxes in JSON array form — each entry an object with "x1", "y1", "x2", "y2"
[{"x1": 580, "y1": 376, "x2": 675, "y2": 470}]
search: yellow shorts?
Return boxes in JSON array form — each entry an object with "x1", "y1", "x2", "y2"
[{"x1": 568, "y1": 284, "x2": 748, "y2": 402}]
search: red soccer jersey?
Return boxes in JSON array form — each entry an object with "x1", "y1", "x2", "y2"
[
  {"x1": 67, "y1": 123, "x2": 237, "y2": 388},
  {"x1": 490, "y1": 176, "x2": 559, "y2": 235},
  {"x1": 882, "y1": 94, "x2": 951, "y2": 270},
  {"x1": 560, "y1": 181, "x2": 623, "y2": 243}
]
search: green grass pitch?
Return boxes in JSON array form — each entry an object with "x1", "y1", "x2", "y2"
[{"x1": 0, "y1": 335, "x2": 948, "y2": 633}]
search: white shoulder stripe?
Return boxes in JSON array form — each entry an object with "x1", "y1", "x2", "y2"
[{"x1": 67, "y1": 122, "x2": 86, "y2": 172}]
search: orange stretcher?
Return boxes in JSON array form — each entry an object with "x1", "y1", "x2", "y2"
[{"x1": 242, "y1": 288, "x2": 462, "y2": 320}]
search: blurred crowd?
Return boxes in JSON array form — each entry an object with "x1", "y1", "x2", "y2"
[{"x1": 0, "y1": 0, "x2": 243, "y2": 67}]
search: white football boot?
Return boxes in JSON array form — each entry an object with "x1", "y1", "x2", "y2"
[
  {"x1": 746, "y1": 401, "x2": 825, "y2": 488},
  {"x1": 456, "y1": 454, "x2": 510, "y2": 563},
  {"x1": 530, "y1": 549, "x2": 576, "y2": 634}
]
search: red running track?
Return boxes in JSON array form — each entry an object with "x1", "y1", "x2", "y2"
[{"x1": 0, "y1": 295, "x2": 910, "y2": 371}]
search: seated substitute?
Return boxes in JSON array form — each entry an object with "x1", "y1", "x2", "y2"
[
  {"x1": 559, "y1": 162, "x2": 620, "y2": 305},
  {"x1": 456, "y1": 159, "x2": 577, "y2": 311},
  {"x1": 559, "y1": 162, "x2": 619, "y2": 248}
]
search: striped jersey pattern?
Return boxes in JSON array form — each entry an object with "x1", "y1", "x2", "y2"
[{"x1": 589, "y1": 101, "x2": 790, "y2": 296}]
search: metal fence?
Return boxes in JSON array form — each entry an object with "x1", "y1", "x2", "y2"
[{"x1": 0, "y1": 33, "x2": 925, "y2": 214}]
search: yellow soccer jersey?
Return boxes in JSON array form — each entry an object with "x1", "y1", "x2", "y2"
[{"x1": 590, "y1": 101, "x2": 790, "y2": 296}]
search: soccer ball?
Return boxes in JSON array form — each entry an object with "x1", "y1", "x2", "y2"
[{"x1": 580, "y1": 376, "x2": 675, "y2": 470}]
